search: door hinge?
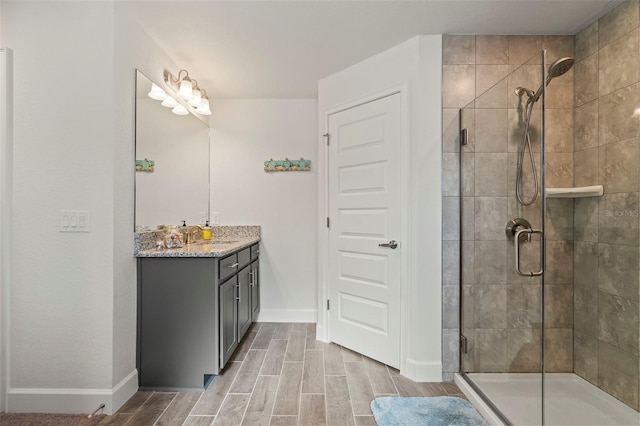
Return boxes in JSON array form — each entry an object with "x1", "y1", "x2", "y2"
[
  {"x1": 326, "y1": 217, "x2": 330, "y2": 228},
  {"x1": 327, "y1": 299, "x2": 330, "y2": 310},
  {"x1": 323, "y1": 133, "x2": 330, "y2": 145},
  {"x1": 460, "y1": 128, "x2": 468, "y2": 146},
  {"x1": 460, "y1": 334, "x2": 468, "y2": 354}
]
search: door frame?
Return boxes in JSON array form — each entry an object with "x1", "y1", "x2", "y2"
[
  {"x1": 317, "y1": 83, "x2": 410, "y2": 373},
  {"x1": 0, "y1": 47, "x2": 13, "y2": 412}
]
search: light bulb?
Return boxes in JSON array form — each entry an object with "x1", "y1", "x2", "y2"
[
  {"x1": 161, "y1": 96, "x2": 178, "y2": 108},
  {"x1": 172, "y1": 104, "x2": 188, "y2": 115},
  {"x1": 178, "y1": 80, "x2": 193, "y2": 100},
  {"x1": 196, "y1": 98, "x2": 211, "y2": 115},
  {"x1": 188, "y1": 90, "x2": 203, "y2": 108},
  {"x1": 148, "y1": 83, "x2": 167, "y2": 101}
]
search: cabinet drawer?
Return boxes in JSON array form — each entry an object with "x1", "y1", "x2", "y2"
[
  {"x1": 219, "y1": 253, "x2": 239, "y2": 281},
  {"x1": 238, "y1": 247, "x2": 251, "y2": 269},
  {"x1": 250, "y1": 243, "x2": 260, "y2": 261}
]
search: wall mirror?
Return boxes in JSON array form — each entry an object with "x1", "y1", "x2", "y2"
[{"x1": 135, "y1": 70, "x2": 210, "y2": 229}]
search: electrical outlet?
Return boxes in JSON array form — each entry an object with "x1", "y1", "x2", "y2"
[
  {"x1": 60, "y1": 210, "x2": 90, "y2": 233},
  {"x1": 211, "y1": 212, "x2": 220, "y2": 225}
]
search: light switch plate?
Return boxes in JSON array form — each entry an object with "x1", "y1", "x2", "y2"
[
  {"x1": 211, "y1": 212, "x2": 220, "y2": 225},
  {"x1": 60, "y1": 210, "x2": 90, "y2": 232}
]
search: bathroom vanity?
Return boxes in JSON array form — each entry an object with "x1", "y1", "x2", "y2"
[{"x1": 135, "y1": 227, "x2": 260, "y2": 390}]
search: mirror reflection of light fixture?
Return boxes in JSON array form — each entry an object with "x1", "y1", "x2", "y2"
[
  {"x1": 161, "y1": 96, "x2": 178, "y2": 108},
  {"x1": 148, "y1": 83, "x2": 167, "y2": 101},
  {"x1": 172, "y1": 104, "x2": 189, "y2": 116},
  {"x1": 164, "y1": 69, "x2": 211, "y2": 116}
]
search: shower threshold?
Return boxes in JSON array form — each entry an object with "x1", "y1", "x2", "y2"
[{"x1": 457, "y1": 372, "x2": 640, "y2": 425}]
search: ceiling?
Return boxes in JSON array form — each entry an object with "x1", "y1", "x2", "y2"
[{"x1": 123, "y1": 0, "x2": 622, "y2": 99}]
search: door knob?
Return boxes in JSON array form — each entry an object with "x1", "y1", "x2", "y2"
[{"x1": 379, "y1": 240, "x2": 398, "y2": 249}]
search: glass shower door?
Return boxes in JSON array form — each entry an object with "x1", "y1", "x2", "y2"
[{"x1": 459, "y1": 51, "x2": 546, "y2": 426}]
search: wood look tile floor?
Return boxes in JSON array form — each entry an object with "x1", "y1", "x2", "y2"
[{"x1": 100, "y1": 323, "x2": 463, "y2": 426}]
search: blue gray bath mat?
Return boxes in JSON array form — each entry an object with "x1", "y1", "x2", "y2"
[{"x1": 371, "y1": 396, "x2": 487, "y2": 426}]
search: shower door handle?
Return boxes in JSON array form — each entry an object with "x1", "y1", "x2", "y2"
[{"x1": 514, "y1": 228, "x2": 544, "y2": 277}]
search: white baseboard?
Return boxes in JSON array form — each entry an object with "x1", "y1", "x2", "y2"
[
  {"x1": 111, "y1": 370, "x2": 139, "y2": 414},
  {"x1": 7, "y1": 369, "x2": 138, "y2": 415},
  {"x1": 256, "y1": 309, "x2": 317, "y2": 323},
  {"x1": 403, "y1": 358, "x2": 442, "y2": 382}
]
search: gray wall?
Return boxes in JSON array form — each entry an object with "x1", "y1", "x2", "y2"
[
  {"x1": 441, "y1": 35, "x2": 575, "y2": 379},
  {"x1": 442, "y1": 0, "x2": 640, "y2": 411},
  {"x1": 573, "y1": 0, "x2": 640, "y2": 410}
]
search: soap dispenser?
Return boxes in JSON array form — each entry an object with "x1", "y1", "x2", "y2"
[{"x1": 202, "y1": 220, "x2": 212, "y2": 240}]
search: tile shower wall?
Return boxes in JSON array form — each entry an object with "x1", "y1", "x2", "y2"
[
  {"x1": 441, "y1": 35, "x2": 575, "y2": 380},
  {"x1": 573, "y1": 0, "x2": 640, "y2": 410}
]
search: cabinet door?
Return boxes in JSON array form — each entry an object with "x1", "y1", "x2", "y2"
[
  {"x1": 237, "y1": 266, "x2": 252, "y2": 341},
  {"x1": 251, "y1": 260, "x2": 260, "y2": 321},
  {"x1": 219, "y1": 276, "x2": 238, "y2": 368}
]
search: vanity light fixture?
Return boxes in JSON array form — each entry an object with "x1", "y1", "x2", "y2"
[
  {"x1": 188, "y1": 89, "x2": 203, "y2": 108},
  {"x1": 164, "y1": 69, "x2": 212, "y2": 116},
  {"x1": 178, "y1": 78, "x2": 194, "y2": 100},
  {"x1": 195, "y1": 92, "x2": 211, "y2": 115}
]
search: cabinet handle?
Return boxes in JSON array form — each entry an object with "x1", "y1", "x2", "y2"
[
  {"x1": 235, "y1": 283, "x2": 240, "y2": 301},
  {"x1": 227, "y1": 262, "x2": 239, "y2": 269},
  {"x1": 249, "y1": 270, "x2": 254, "y2": 287}
]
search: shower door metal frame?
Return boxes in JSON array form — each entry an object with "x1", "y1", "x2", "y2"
[
  {"x1": 539, "y1": 49, "x2": 548, "y2": 426},
  {"x1": 457, "y1": 50, "x2": 548, "y2": 426}
]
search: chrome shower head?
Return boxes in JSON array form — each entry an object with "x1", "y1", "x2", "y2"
[
  {"x1": 527, "y1": 56, "x2": 574, "y2": 104},
  {"x1": 548, "y1": 57, "x2": 574, "y2": 79}
]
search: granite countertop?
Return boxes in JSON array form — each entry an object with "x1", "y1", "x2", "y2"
[
  {"x1": 136, "y1": 236, "x2": 260, "y2": 258},
  {"x1": 134, "y1": 225, "x2": 261, "y2": 258}
]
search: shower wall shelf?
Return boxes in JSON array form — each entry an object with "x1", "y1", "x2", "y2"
[{"x1": 545, "y1": 185, "x2": 603, "y2": 198}]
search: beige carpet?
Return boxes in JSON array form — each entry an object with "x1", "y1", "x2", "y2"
[{"x1": 0, "y1": 413, "x2": 106, "y2": 426}]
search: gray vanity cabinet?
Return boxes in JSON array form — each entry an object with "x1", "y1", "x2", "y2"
[
  {"x1": 137, "y1": 257, "x2": 219, "y2": 390},
  {"x1": 249, "y1": 243, "x2": 260, "y2": 321},
  {"x1": 237, "y1": 265, "x2": 252, "y2": 341},
  {"x1": 137, "y1": 242, "x2": 261, "y2": 388},
  {"x1": 219, "y1": 275, "x2": 239, "y2": 367},
  {"x1": 250, "y1": 260, "x2": 260, "y2": 321},
  {"x1": 219, "y1": 247, "x2": 253, "y2": 369}
]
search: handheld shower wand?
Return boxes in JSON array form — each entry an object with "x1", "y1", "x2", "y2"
[{"x1": 514, "y1": 56, "x2": 574, "y2": 206}]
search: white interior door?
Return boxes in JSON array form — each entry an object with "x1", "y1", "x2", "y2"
[{"x1": 327, "y1": 93, "x2": 402, "y2": 368}]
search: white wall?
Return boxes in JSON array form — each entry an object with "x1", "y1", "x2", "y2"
[
  {"x1": 0, "y1": 47, "x2": 14, "y2": 412},
  {"x1": 2, "y1": 0, "x2": 117, "y2": 410},
  {"x1": 210, "y1": 99, "x2": 318, "y2": 322},
  {"x1": 0, "y1": 0, "x2": 188, "y2": 413},
  {"x1": 318, "y1": 35, "x2": 443, "y2": 381}
]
